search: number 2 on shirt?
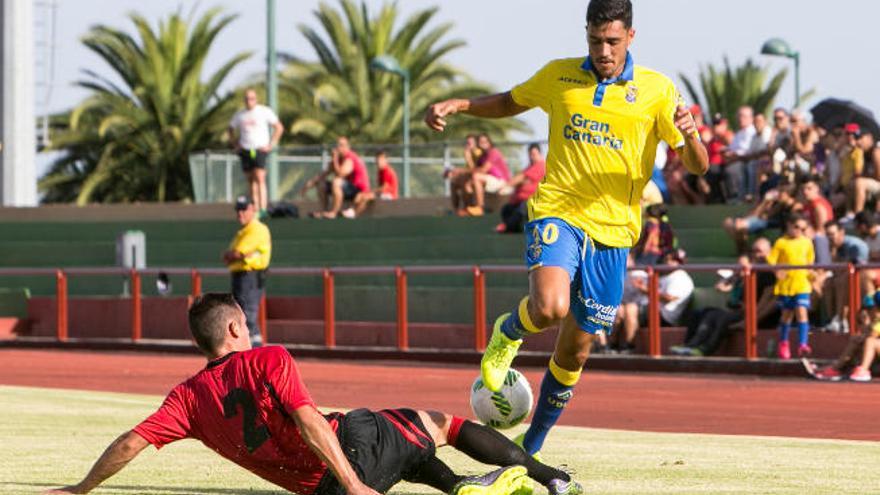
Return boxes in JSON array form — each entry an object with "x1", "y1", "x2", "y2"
[{"x1": 223, "y1": 388, "x2": 271, "y2": 453}]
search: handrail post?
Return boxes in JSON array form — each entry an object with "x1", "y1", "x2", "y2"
[
  {"x1": 190, "y1": 269, "x2": 202, "y2": 298},
  {"x1": 647, "y1": 267, "x2": 661, "y2": 357},
  {"x1": 259, "y1": 293, "x2": 268, "y2": 345},
  {"x1": 323, "y1": 269, "x2": 336, "y2": 348},
  {"x1": 848, "y1": 264, "x2": 859, "y2": 335},
  {"x1": 473, "y1": 266, "x2": 487, "y2": 351},
  {"x1": 743, "y1": 266, "x2": 757, "y2": 359},
  {"x1": 55, "y1": 270, "x2": 68, "y2": 342},
  {"x1": 131, "y1": 269, "x2": 142, "y2": 342},
  {"x1": 395, "y1": 267, "x2": 409, "y2": 350}
]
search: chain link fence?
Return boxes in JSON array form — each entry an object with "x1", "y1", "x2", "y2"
[{"x1": 189, "y1": 140, "x2": 547, "y2": 203}]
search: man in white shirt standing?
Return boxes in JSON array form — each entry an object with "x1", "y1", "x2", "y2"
[
  {"x1": 228, "y1": 89, "x2": 284, "y2": 218},
  {"x1": 724, "y1": 106, "x2": 756, "y2": 203}
]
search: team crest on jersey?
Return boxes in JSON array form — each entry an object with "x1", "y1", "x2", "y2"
[
  {"x1": 528, "y1": 226, "x2": 543, "y2": 260},
  {"x1": 625, "y1": 84, "x2": 638, "y2": 104}
]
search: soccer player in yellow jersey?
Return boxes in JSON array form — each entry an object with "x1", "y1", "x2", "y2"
[
  {"x1": 767, "y1": 214, "x2": 815, "y2": 360},
  {"x1": 424, "y1": 0, "x2": 708, "y2": 459}
]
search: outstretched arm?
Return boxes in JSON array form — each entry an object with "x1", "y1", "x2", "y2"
[
  {"x1": 44, "y1": 431, "x2": 150, "y2": 494},
  {"x1": 293, "y1": 405, "x2": 381, "y2": 495},
  {"x1": 425, "y1": 92, "x2": 529, "y2": 132}
]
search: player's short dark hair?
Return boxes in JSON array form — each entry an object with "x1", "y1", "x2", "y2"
[
  {"x1": 478, "y1": 133, "x2": 493, "y2": 146},
  {"x1": 188, "y1": 293, "x2": 242, "y2": 354},
  {"x1": 824, "y1": 219, "x2": 841, "y2": 231},
  {"x1": 586, "y1": 0, "x2": 633, "y2": 28},
  {"x1": 528, "y1": 143, "x2": 542, "y2": 153},
  {"x1": 375, "y1": 149, "x2": 387, "y2": 158}
]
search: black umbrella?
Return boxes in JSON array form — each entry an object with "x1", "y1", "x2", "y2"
[{"x1": 810, "y1": 98, "x2": 880, "y2": 137}]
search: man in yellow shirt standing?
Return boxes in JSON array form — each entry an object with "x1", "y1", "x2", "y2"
[
  {"x1": 424, "y1": 0, "x2": 708, "y2": 461},
  {"x1": 767, "y1": 214, "x2": 815, "y2": 359},
  {"x1": 223, "y1": 196, "x2": 272, "y2": 347}
]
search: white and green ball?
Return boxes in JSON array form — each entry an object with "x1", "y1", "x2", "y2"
[{"x1": 469, "y1": 369, "x2": 534, "y2": 430}]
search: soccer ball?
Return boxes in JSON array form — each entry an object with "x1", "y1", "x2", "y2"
[{"x1": 469, "y1": 369, "x2": 534, "y2": 430}]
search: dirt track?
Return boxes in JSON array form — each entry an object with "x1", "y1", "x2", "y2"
[{"x1": 2, "y1": 349, "x2": 877, "y2": 441}]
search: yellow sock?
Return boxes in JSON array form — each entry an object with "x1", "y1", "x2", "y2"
[
  {"x1": 548, "y1": 357, "x2": 582, "y2": 387},
  {"x1": 518, "y1": 297, "x2": 542, "y2": 334}
]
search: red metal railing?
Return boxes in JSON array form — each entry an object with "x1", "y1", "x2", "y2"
[{"x1": 1, "y1": 262, "x2": 874, "y2": 357}]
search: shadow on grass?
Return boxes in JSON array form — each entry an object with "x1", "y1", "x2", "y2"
[{"x1": 1, "y1": 481, "x2": 286, "y2": 494}]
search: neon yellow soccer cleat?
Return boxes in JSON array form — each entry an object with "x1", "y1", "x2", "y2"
[
  {"x1": 480, "y1": 314, "x2": 523, "y2": 392},
  {"x1": 450, "y1": 465, "x2": 528, "y2": 495}
]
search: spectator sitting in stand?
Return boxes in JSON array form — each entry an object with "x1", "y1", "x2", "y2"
[
  {"x1": 348, "y1": 149, "x2": 399, "y2": 218},
  {"x1": 847, "y1": 127, "x2": 880, "y2": 221},
  {"x1": 856, "y1": 211, "x2": 880, "y2": 261},
  {"x1": 611, "y1": 249, "x2": 694, "y2": 354},
  {"x1": 496, "y1": 143, "x2": 545, "y2": 233},
  {"x1": 831, "y1": 124, "x2": 864, "y2": 215},
  {"x1": 800, "y1": 176, "x2": 834, "y2": 233},
  {"x1": 631, "y1": 204, "x2": 676, "y2": 265},
  {"x1": 374, "y1": 149, "x2": 399, "y2": 201},
  {"x1": 722, "y1": 182, "x2": 797, "y2": 255},
  {"x1": 854, "y1": 211, "x2": 880, "y2": 300},
  {"x1": 790, "y1": 110, "x2": 820, "y2": 168},
  {"x1": 467, "y1": 134, "x2": 512, "y2": 216},
  {"x1": 670, "y1": 238, "x2": 778, "y2": 357},
  {"x1": 805, "y1": 294, "x2": 880, "y2": 382},
  {"x1": 301, "y1": 136, "x2": 371, "y2": 219},
  {"x1": 823, "y1": 219, "x2": 869, "y2": 333},
  {"x1": 447, "y1": 135, "x2": 482, "y2": 215}
]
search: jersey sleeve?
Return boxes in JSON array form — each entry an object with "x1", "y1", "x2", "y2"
[
  {"x1": 510, "y1": 61, "x2": 556, "y2": 112},
  {"x1": 262, "y1": 106, "x2": 280, "y2": 125},
  {"x1": 655, "y1": 80, "x2": 687, "y2": 150},
  {"x1": 132, "y1": 386, "x2": 192, "y2": 449},
  {"x1": 264, "y1": 347, "x2": 316, "y2": 414},
  {"x1": 229, "y1": 111, "x2": 241, "y2": 130}
]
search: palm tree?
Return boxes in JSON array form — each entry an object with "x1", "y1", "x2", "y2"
[
  {"x1": 277, "y1": 0, "x2": 526, "y2": 145},
  {"x1": 679, "y1": 57, "x2": 811, "y2": 125},
  {"x1": 40, "y1": 8, "x2": 250, "y2": 204}
]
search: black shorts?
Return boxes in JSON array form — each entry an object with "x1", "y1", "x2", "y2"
[
  {"x1": 325, "y1": 180, "x2": 362, "y2": 201},
  {"x1": 314, "y1": 408, "x2": 435, "y2": 495},
  {"x1": 239, "y1": 149, "x2": 268, "y2": 172}
]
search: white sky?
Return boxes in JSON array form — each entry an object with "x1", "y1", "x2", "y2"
[{"x1": 40, "y1": 0, "x2": 880, "y2": 145}]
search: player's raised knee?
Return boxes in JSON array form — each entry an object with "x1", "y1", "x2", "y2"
[{"x1": 529, "y1": 295, "x2": 568, "y2": 324}]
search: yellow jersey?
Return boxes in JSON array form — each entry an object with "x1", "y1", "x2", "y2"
[
  {"x1": 839, "y1": 147, "x2": 863, "y2": 186},
  {"x1": 767, "y1": 236, "x2": 814, "y2": 296},
  {"x1": 511, "y1": 53, "x2": 686, "y2": 247},
  {"x1": 227, "y1": 219, "x2": 272, "y2": 272}
]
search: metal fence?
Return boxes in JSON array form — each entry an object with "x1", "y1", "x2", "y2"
[
  {"x1": 5, "y1": 262, "x2": 869, "y2": 359},
  {"x1": 189, "y1": 140, "x2": 548, "y2": 203}
]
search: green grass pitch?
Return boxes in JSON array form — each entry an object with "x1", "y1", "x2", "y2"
[{"x1": 2, "y1": 385, "x2": 879, "y2": 495}]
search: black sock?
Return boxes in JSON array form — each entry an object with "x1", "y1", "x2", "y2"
[
  {"x1": 405, "y1": 456, "x2": 463, "y2": 493},
  {"x1": 453, "y1": 420, "x2": 570, "y2": 485}
]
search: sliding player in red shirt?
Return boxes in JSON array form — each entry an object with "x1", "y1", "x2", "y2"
[{"x1": 46, "y1": 293, "x2": 580, "y2": 495}]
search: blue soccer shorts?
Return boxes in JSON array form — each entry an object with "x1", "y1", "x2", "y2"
[
  {"x1": 524, "y1": 217, "x2": 629, "y2": 334},
  {"x1": 777, "y1": 293, "x2": 811, "y2": 310}
]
